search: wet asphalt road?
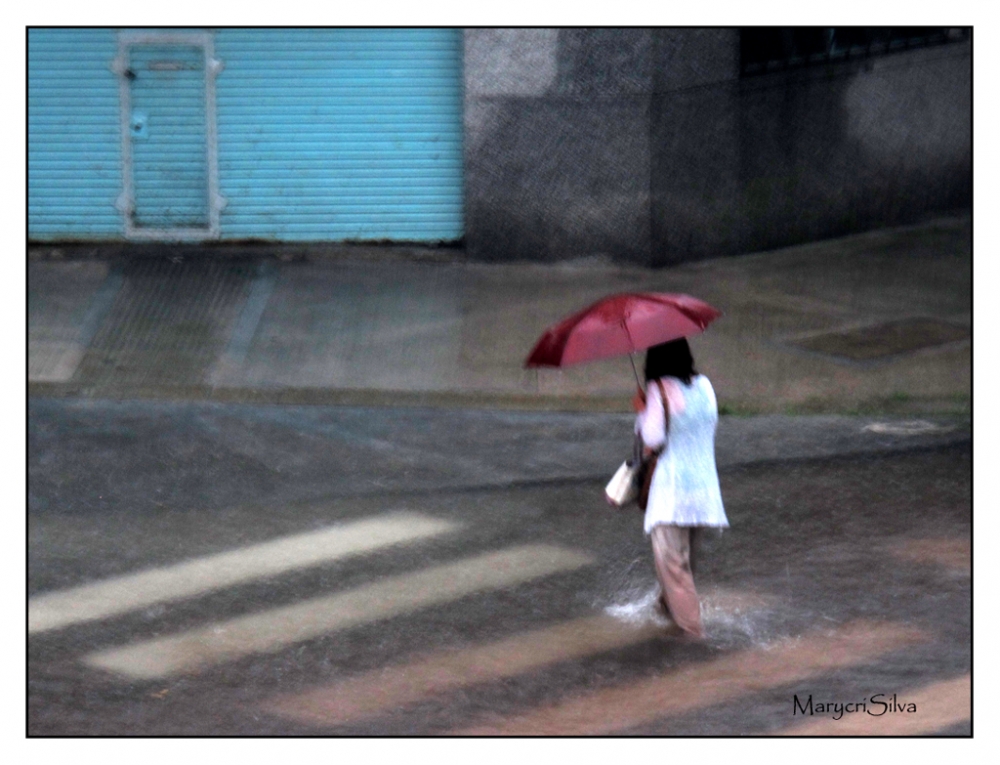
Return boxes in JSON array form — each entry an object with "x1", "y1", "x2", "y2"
[{"x1": 27, "y1": 398, "x2": 971, "y2": 736}]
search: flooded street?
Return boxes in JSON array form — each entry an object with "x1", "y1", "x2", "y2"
[
  {"x1": 28, "y1": 398, "x2": 970, "y2": 735},
  {"x1": 27, "y1": 21, "x2": 973, "y2": 741}
]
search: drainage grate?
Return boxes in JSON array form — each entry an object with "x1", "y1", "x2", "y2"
[
  {"x1": 787, "y1": 317, "x2": 969, "y2": 361},
  {"x1": 72, "y1": 259, "x2": 257, "y2": 388}
]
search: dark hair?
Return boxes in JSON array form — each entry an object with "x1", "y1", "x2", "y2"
[{"x1": 644, "y1": 338, "x2": 697, "y2": 385}]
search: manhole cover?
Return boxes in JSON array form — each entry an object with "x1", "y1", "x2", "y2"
[{"x1": 788, "y1": 317, "x2": 969, "y2": 361}]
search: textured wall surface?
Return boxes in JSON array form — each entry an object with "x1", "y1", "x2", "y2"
[
  {"x1": 465, "y1": 29, "x2": 971, "y2": 265},
  {"x1": 28, "y1": 29, "x2": 124, "y2": 238},
  {"x1": 213, "y1": 28, "x2": 465, "y2": 242},
  {"x1": 464, "y1": 29, "x2": 655, "y2": 263},
  {"x1": 724, "y1": 42, "x2": 972, "y2": 262},
  {"x1": 29, "y1": 29, "x2": 464, "y2": 243},
  {"x1": 30, "y1": 28, "x2": 970, "y2": 256},
  {"x1": 650, "y1": 30, "x2": 742, "y2": 265}
]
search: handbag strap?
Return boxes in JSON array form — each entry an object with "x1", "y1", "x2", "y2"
[
  {"x1": 653, "y1": 378, "x2": 669, "y2": 448},
  {"x1": 656, "y1": 378, "x2": 670, "y2": 432},
  {"x1": 636, "y1": 379, "x2": 671, "y2": 459}
]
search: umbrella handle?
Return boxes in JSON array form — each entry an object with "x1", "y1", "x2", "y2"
[{"x1": 629, "y1": 353, "x2": 642, "y2": 390}]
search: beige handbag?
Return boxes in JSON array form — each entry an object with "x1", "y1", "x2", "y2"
[
  {"x1": 604, "y1": 457, "x2": 641, "y2": 506},
  {"x1": 605, "y1": 380, "x2": 668, "y2": 509}
]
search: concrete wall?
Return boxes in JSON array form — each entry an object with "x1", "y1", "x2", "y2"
[
  {"x1": 724, "y1": 37, "x2": 971, "y2": 263},
  {"x1": 649, "y1": 30, "x2": 741, "y2": 265},
  {"x1": 464, "y1": 29, "x2": 971, "y2": 265},
  {"x1": 464, "y1": 29, "x2": 655, "y2": 263}
]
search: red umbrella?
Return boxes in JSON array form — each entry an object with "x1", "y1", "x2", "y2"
[{"x1": 524, "y1": 293, "x2": 721, "y2": 377}]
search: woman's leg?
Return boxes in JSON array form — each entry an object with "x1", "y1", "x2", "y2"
[
  {"x1": 650, "y1": 525, "x2": 703, "y2": 637},
  {"x1": 689, "y1": 527, "x2": 700, "y2": 576}
]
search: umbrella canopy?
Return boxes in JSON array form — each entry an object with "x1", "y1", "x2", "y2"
[{"x1": 524, "y1": 292, "x2": 721, "y2": 368}]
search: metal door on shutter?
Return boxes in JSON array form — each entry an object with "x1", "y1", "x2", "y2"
[{"x1": 113, "y1": 31, "x2": 224, "y2": 240}]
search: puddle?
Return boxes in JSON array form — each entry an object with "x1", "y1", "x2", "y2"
[
  {"x1": 863, "y1": 420, "x2": 953, "y2": 436},
  {"x1": 884, "y1": 536, "x2": 970, "y2": 573},
  {"x1": 787, "y1": 318, "x2": 969, "y2": 361}
]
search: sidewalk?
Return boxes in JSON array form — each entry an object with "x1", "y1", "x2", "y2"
[{"x1": 27, "y1": 215, "x2": 971, "y2": 416}]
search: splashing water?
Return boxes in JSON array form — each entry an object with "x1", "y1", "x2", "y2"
[
  {"x1": 604, "y1": 587, "x2": 672, "y2": 627},
  {"x1": 604, "y1": 585, "x2": 782, "y2": 648},
  {"x1": 700, "y1": 590, "x2": 776, "y2": 648}
]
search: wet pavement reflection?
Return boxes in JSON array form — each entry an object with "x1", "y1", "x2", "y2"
[{"x1": 28, "y1": 399, "x2": 971, "y2": 735}]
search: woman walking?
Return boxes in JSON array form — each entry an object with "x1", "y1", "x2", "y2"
[{"x1": 634, "y1": 338, "x2": 728, "y2": 638}]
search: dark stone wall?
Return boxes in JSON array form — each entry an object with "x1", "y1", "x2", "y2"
[
  {"x1": 725, "y1": 40, "x2": 972, "y2": 263},
  {"x1": 464, "y1": 29, "x2": 654, "y2": 263},
  {"x1": 649, "y1": 29, "x2": 741, "y2": 265},
  {"x1": 464, "y1": 29, "x2": 971, "y2": 265},
  {"x1": 464, "y1": 97, "x2": 651, "y2": 262}
]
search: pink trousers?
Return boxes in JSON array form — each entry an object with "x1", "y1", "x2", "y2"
[{"x1": 650, "y1": 525, "x2": 703, "y2": 638}]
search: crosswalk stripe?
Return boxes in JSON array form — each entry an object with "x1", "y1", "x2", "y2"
[
  {"x1": 29, "y1": 511, "x2": 459, "y2": 634},
  {"x1": 83, "y1": 544, "x2": 594, "y2": 680},
  {"x1": 775, "y1": 674, "x2": 970, "y2": 735},
  {"x1": 263, "y1": 613, "x2": 665, "y2": 727},
  {"x1": 453, "y1": 620, "x2": 926, "y2": 735}
]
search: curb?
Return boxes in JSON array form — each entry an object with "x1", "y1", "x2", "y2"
[
  {"x1": 27, "y1": 381, "x2": 970, "y2": 418},
  {"x1": 26, "y1": 381, "x2": 634, "y2": 413}
]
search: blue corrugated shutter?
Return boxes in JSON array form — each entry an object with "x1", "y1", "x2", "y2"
[
  {"x1": 28, "y1": 28, "x2": 464, "y2": 243},
  {"x1": 214, "y1": 28, "x2": 464, "y2": 242},
  {"x1": 28, "y1": 29, "x2": 123, "y2": 238}
]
